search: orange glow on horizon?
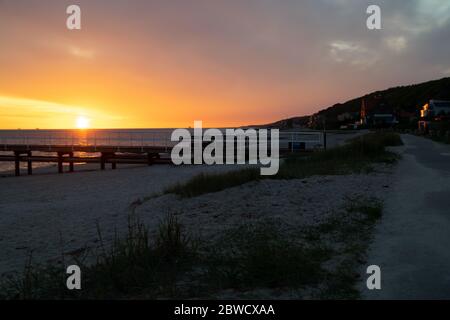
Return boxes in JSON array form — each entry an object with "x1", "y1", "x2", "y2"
[{"x1": 0, "y1": 93, "x2": 293, "y2": 129}]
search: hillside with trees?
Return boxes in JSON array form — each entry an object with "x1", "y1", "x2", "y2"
[{"x1": 268, "y1": 77, "x2": 450, "y2": 129}]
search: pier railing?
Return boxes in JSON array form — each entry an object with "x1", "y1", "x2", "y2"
[
  {"x1": 0, "y1": 129, "x2": 325, "y2": 176},
  {"x1": 0, "y1": 130, "x2": 325, "y2": 151},
  {"x1": 0, "y1": 130, "x2": 175, "y2": 148}
]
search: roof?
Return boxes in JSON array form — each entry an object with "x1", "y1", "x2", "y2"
[{"x1": 430, "y1": 100, "x2": 450, "y2": 108}]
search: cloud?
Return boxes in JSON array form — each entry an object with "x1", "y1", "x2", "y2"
[
  {"x1": 0, "y1": 0, "x2": 449, "y2": 127},
  {"x1": 383, "y1": 0, "x2": 450, "y2": 35},
  {"x1": 0, "y1": 95, "x2": 87, "y2": 115},
  {"x1": 329, "y1": 41, "x2": 379, "y2": 69},
  {"x1": 415, "y1": 0, "x2": 450, "y2": 29},
  {"x1": 69, "y1": 46, "x2": 95, "y2": 59},
  {"x1": 384, "y1": 36, "x2": 407, "y2": 53},
  {"x1": 0, "y1": 95, "x2": 120, "y2": 121}
]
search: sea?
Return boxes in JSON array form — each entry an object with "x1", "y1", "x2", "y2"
[
  {"x1": 0, "y1": 128, "x2": 322, "y2": 173},
  {"x1": 0, "y1": 129, "x2": 175, "y2": 173}
]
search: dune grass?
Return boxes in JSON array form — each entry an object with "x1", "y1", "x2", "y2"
[
  {"x1": 165, "y1": 132, "x2": 402, "y2": 198},
  {"x1": 0, "y1": 197, "x2": 384, "y2": 300},
  {"x1": 301, "y1": 196, "x2": 384, "y2": 299},
  {"x1": 0, "y1": 218, "x2": 332, "y2": 299},
  {"x1": 165, "y1": 168, "x2": 261, "y2": 198},
  {"x1": 0, "y1": 214, "x2": 198, "y2": 299},
  {"x1": 201, "y1": 224, "x2": 332, "y2": 293}
]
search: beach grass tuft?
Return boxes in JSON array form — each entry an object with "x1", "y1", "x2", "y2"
[
  {"x1": 0, "y1": 196, "x2": 383, "y2": 299},
  {"x1": 201, "y1": 223, "x2": 332, "y2": 292},
  {"x1": 164, "y1": 168, "x2": 261, "y2": 198},
  {"x1": 0, "y1": 213, "x2": 197, "y2": 299},
  {"x1": 165, "y1": 131, "x2": 402, "y2": 198}
]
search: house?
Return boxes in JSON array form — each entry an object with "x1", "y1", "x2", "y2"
[
  {"x1": 420, "y1": 100, "x2": 450, "y2": 118},
  {"x1": 337, "y1": 112, "x2": 355, "y2": 122},
  {"x1": 337, "y1": 112, "x2": 360, "y2": 130},
  {"x1": 360, "y1": 95, "x2": 397, "y2": 127},
  {"x1": 418, "y1": 100, "x2": 450, "y2": 133}
]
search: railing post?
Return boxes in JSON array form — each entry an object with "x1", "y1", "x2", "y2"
[
  {"x1": 69, "y1": 152, "x2": 74, "y2": 172},
  {"x1": 27, "y1": 151, "x2": 32, "y2": 175},
  {"x1": 111, "y1": 153, "x2": 116, "y2": 170},
  {"x1": 147, "y1": 153, "x2": 153, "y2": 166},
  {"x1": 14, "y1": 151, "x2": 20, "y2": 176},
  {"x1": 100, "y1": 152, "x2": 106, "y2": 170},
  {"x1": 57, "y1": 152, "x2": 64, "y2": 174}
]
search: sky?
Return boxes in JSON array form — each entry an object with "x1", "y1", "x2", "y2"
[{"x1": 0, "y1": 0, "x2": 449, "y2": 129}]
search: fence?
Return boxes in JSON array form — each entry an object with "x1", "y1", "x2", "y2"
[{"x1": 0, "y1": 129, "x2": 325, "y2": 151}]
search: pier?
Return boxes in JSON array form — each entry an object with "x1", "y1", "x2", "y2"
[
  {"x1": 0, "y1": 144, "x2": 171, "y2": 176},
  {"x1": 0, "y1": 129, "x2": 325, "y2": 176}
]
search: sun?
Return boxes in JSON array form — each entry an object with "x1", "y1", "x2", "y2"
[{"x1": 75, "y1": 116, "x2": 91, "y2": 129}]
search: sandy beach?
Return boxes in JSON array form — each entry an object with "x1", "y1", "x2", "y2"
[
  {"x1": 0, "y1": 131, "x2": 368, "y2": 276},
  {"x1": 136, "y1": 172, "x2": 393, "y2": 244},
  {"x1": 0, "y1": 166, "x2": 393, "y2": 284},
  {"x1": 0, "y1": 163, "x2": 245, "y2": 275}
]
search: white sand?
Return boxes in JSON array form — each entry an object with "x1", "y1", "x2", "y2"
[
  {"x1": 135, "y1": 165, "x2": 393, "y2": 299},
  {"x1": 0, "y1": 163, "x2": 243, "y2": 275},
  {"x1": 136, "y1": 168, "x2": 393, "y2": 245}
]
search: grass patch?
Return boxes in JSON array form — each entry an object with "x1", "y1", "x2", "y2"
[
  {"x1": 201, "y1": 224, "x2": 332, "y2": 292},
  {"x1": 373, "y1": 131, "x2": 404, "y2": 147},
  {"x1": 311, "y1": 196, "x2": 384, "y2": 299},
  {"x1": 1, "y1": 196, "x2": 383, "y2": 300},
  {"x1": 0, "y1": 214, "x2": 197, "y2": 299},
  {"x1": 345, "y1": 196, "x2": 383, "y2": 223},
  {"x1": 429, "y1": 133, "x2": 450, "y2": 145},
  {"x1": 164, "y1": 168, "x2": 260, "y2": 198},
  {"x1": 0, "y1": 220, "x2": 333, "y2": 299},
  {"x1": 166, "y1": 132, "x2": 402, "y2": 198},
  {"x1": 278, "y1": 132, "x2": 402, "y2": 179}
]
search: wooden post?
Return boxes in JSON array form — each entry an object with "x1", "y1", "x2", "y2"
[
  {"x1": 69, "y1": 152, "x2": 74, "y2": 172},
  {"x1": 57, "y1": 152, "x2": 63, "y2": 174},
  {"x1": 111, "y1": 153, "x2": 116, "y2": 170},
  {"x1": 27, "y1": 151, "x2": 32, "y2": 175},
  {"x1": 147, "y1": 153, "x2": 153, "y2": 166},
  {"x1": 14, "y1": 151, "x2": 20, "y2": 176},
  {"x1": 100, "y1": 153, "x2": 106, "y2": 170}
]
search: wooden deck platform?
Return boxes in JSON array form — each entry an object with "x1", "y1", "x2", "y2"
[{"x1": 0, "y1": 144, "x2": 171, "y2": 176}]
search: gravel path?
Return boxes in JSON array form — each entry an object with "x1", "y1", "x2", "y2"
[{"x1": 361, "y1": 135, "x2": 450, "y2": 299}]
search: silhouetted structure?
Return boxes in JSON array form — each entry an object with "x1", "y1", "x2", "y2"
[
  {"x1": 360, "y1": 95, "x2": 397, "y2": 128},
  {"x1": 418, "y1": 100, "x2": 450, "y2": 133}
]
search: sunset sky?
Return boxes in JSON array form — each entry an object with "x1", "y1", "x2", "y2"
[{"x1": 1, "y1": 0, "x2": 449, "y2": 129}]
